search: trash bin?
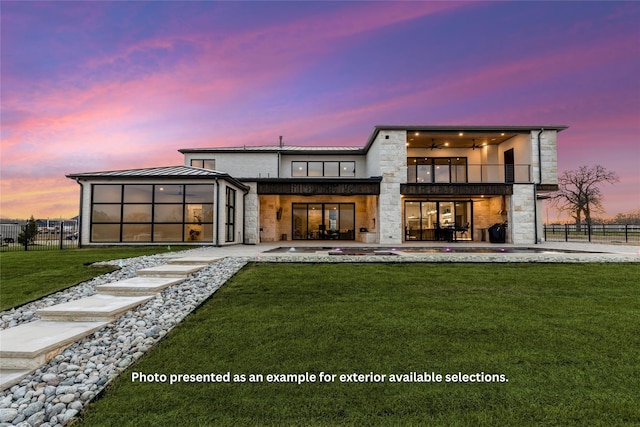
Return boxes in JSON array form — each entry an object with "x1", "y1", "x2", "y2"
[{"x1": 488, "y1": 223, "x2": 506, "y2": 243}]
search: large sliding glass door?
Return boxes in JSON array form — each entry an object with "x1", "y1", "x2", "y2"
[
  {"x1": 404, "y1": 200, "x2": 472, "y2": 241},
  {"x1": 292, "y1": 203, "x2": 355, "y2": 240}
]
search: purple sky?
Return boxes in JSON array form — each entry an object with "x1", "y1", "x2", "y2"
[{"x1": 1, "y1": 1, "x2": 639, "y2": 221}]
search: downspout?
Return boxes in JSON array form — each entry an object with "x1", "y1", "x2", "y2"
[
  {"x1": 534, "y1": 128, "x2": 544, "y2": 244},
  {"x1": 533, "y1": 185, "x2": 539, "y2": 244},
  {"x1": 537, "y1": 128, "x2": 544, "y2": 183},
  {"x1": 215, "y1": 177, "x2": 220, "y2": 247},
  {"x1": 75, "y1": 178, "x2": 84, "y2": 248},
  {"x1": 277, "y1": 135, "x2": 283, "y2": 178}
]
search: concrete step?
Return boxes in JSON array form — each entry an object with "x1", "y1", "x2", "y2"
[
  {"x1": 95, "y1": 277, "x2": 185, "y2": 296},
  {"x1": 136, "y1": 264, "x2": 208, "y2": 278},
  {"x1": 166, "y1": 256, "x2": 223, "y2": 265},
  {"x1": 0, "y1": 320, "x2": 107, "y2": 370},
  {"x1": 0, "y1": 369, "x2": 33, "y2": 390},
  {"x1": 37, "y1": 294, "x2": 153, "y2": 322}
]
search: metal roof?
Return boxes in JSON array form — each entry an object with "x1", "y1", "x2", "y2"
[{"x1": 66, "y1": 166, "x2": 249, "y2": 190}]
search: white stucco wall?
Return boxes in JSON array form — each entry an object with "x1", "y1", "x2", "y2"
[{"x1": 183, "y1": 152, "x2": 279, "y2": 178}]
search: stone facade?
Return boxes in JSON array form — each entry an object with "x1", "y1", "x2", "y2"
[
  {"x1": 510, "y1": 184, "x2": 537, "y2": 244},
  {"x1": 375, "y1": 130, "x2": 406, "y2": 245}
]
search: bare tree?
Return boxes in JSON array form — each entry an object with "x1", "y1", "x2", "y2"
[{"x1": 551, "y1": 165, "x2": 619, "y2": 230}]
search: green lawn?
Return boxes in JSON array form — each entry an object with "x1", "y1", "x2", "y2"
[
  {"x1": 0, "y1": 247, "x2": 187, "y2": 310},
  {"x1": 78, "y1": 262, "x2": 639, "y2": 426}
]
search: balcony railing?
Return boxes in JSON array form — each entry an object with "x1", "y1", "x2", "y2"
[{"x1": 406, "y1": 163, "x2": 531, "y2": 184}]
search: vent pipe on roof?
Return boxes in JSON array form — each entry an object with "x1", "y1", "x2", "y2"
[{"x1": 279, "y1": 135, "x2": 283, "y2": 147}]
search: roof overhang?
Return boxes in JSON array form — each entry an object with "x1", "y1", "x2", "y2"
[{"x1": 364, "y1": 125, "x2": 569, "y2": 152}]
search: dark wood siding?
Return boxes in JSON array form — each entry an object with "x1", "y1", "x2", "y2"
[
  {"x1": 256, "y1": 179, "x2": 380, "y2": 195},
  {"x1": 401, "y1": 183, "x2": 513, "y2": 196}
]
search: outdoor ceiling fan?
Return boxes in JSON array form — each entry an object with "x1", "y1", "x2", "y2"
[
  {"x1": 429, "y1": 139, "x2": 442, "y2": 150},
  {"x1": 469, "y1": 139, "x2": 481, "y2": 150}
]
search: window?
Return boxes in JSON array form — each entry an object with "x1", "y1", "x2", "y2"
[
  {"x1": 190, "y1": 159, "x2": 216, "y2": 170},
  {"x1": 404, "y1": 200, "x2": 472, "y2": 241},
  {"x1": 340, "y1": 162, "x2": 355, "y2": 177},
  {"x1": 91, "y1": 184, "x2": 214, "y2": 243},
  {"x1": 324, "y1": 162, "x2": 339, "y2": 177},
  {"x1": 290, "y1": 161, "x2": 355, "y2": 177},
  {"x1": 292, "y1": 162, "x2": 307, "y2": 177},
  {"x1": 407, "y1": 157, "x2": 467, "y2": 183},
  {"x1": 292, "y1": 203, "x2": 355, "y2": 240},
  {"x1": 308, "y1": 162, "x2": 323, "y2": 177},
  {"x1": 225, "y1": 187, "x2": 236, "y2": 242}
]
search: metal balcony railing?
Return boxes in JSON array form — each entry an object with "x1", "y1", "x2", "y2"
[{"x1": 406, "y1": 163, "x2": 531, "y2": 184}]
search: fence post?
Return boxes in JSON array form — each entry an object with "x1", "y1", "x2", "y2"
[
  {"x1": 564, "y1": 224, "x2": 568, "y2": 242},
  {"x1": 588, "y1": 223, "x2": 592, "y2": 242},
  {"x1": 23, "y1": 224, "x2": 28, "y2": 251},
  {"x1": 59, "y1": 226, "x2": 64, "y2": 250},
  {"x1": 625, "y1": 224, "x2": 628, "y2": 243},
  {"x1": 544, "y1": 225, "x2": 547, "y2": 241}
]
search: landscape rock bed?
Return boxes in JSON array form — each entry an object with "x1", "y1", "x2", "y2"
[{"x1": 0, "y1": 251, "x2": 248, "y2": 427}]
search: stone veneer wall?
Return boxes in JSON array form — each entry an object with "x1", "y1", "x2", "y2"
[
  {"x1": 530, "y1": 130, "x2": 558, "y2": 185},
  {"x1": 243, "y1": 183, "x2": 259, "y2": 244},
  {"x1": 471, "y1": 197, "x2": 508, "y2": 242},
  {"x1": 372, "y1": 130, "x2": 406, "y2": 245},
  {"x1": 510, "y1": 184, "x2": 537, "y2": 244}
]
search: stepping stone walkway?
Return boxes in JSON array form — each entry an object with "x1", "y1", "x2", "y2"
[{"x1": 0, "y1": 256, "x2": 222, "y2": 391}]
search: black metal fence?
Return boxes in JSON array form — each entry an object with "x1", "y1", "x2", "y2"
[
  {"x1": 544, "y1": 224, "x2": 640, "y2": 244},
  {"x1": 0, "y1": 223, "x2": 79, "y2": 252}
]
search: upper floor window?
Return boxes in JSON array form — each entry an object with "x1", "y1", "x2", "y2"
[
  {"x1": 407, "y1": 157, "x2": 467, "y2": 183},
  {"x1": 191, "y1": 159, "x2": 216, "y2": 170},
  {"x1": 292, "y1": 161, "x2": 355, "y2": 177}
]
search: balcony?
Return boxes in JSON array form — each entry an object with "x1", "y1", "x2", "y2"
[
  {"x1": 402, "y1": 163, "x2": 531, "y2": 197},
  {"x1": 406, "y1": 163, "x2": 531, "y2": 184}
]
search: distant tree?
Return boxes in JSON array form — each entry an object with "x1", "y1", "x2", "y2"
[
  {"x1": 551, "y1": 165, "x2": 619, "y2": 230},
  {"x1": 613, "y1": 209, "x2": 640, "y2": 225},
  {"x1": 17, "y1": 215, "x2": 39, "y2": 246}
]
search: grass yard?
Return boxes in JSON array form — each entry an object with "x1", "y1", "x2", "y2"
[
  {"x1": 0, "y1": 247, "x2": 187, "y2": 310},
  {"x1": 78, "y1": 262, "x2": 639, "y2": 426}
]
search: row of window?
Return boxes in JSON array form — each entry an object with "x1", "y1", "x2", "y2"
[
  {"x1": 191, "y1": 159, "x2": 216, "y2": 170},
  {"x1": 90, "y1": 184, "x2": 237, "y2": 243},
  {"x1": 292, "y1": 161, "x2": 355, "y2": 177},
  {"x1": 189, "y1": 158, "x2": 480, "y2": 183}
]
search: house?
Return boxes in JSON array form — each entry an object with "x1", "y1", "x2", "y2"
[{"x1": 67, "y1": 125, "x2": 566, "y2": 246}]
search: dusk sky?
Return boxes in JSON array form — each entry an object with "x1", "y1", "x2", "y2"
[{"x1": 1, "y1": 1, "x2": 639, "y2": 221}]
